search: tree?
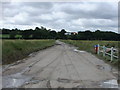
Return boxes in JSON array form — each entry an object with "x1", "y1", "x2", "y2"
[
  {"x1": 22, "y1": 29, "x2": 33, "y2": 39},
  {"x1": 1, "y1": 27, "x2": 120, "y2": 40},
  {"x1": 57, "y1": 29, "x2": 67, "y2": 39},
  {"x1": 61, "y1": 29, "x2": 66, "y2": 34},
  {"x1": 2, "y1": 28, "x2": 11, "y2": 34},
  {"x1": 9, "y1": 30, "x2": 17, "y2": 39},
  {"x1": 49, "y1": 30, "x2": 57, "y2": 39}
]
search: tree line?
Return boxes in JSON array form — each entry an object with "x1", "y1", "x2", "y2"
[{"x1": 0, "y1": 26, "x2": 120, "y2": 40}]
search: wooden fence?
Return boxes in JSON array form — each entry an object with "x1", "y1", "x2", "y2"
[{"x1": 97, "y1": 44, "x2": 118, "y2": 61}]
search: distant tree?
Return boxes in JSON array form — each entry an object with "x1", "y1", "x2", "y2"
[
  {"x1": 22, "y1": 29, "x2": 33, "y2": 39},
  {"x1": 49, "y1": 30, "x2": 57, "y2": 39},
  {"x1": 61, "y1": 29, "x2": 66, "y2": 34},
  {"x1": 32, "y1": 26, "x2": 49, "y2": 39},
  {"x1": 9, "y1": 29, "x2": 17, "y2": 39},
  {"x1": 0, "y1": 29, "x2": 1, "y2": 34},
  {"x1": 35, "y1": 27, "x2": 40, "y2": 30},
  {"x1": 84, "y1": 30, "x2": 93, "y2": 40},
  {"x1": 94, "y1": 30, "x2": 102, "y2": 40},
  {"x1": 1, "y1": 27, "x2": 120, "y2": 40},
  {"x1": 2, "y1": 28, "x2": 11, "y2": 34},
  {"x1": 57, "y1": 29, "x2": 67, "y2": 39}
]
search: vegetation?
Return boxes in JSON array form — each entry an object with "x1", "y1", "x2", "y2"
[
  {"x1": 1, "y1": 26, "x2": 120, "y2": 66},
  {"x1": 62, "y1": 40, "x2": 119, "y2": 67},
  {"x1": 1, "y1": 27, "x2": 67, "y2": 40},
  {"x1": 62, "y1": 40, "x2": 118, "y2": 52},
  {"x1": 0, "y1": 34, "x2": 10, "y2": 38},
  {"x1": 2, "y1": 40, "x2": 55, "y2": 65},
  {"x1": 1, "y1": 27, "x2": 120, "y2": 40}
]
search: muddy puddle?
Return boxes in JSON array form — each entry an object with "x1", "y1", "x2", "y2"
[
  {"x1": 2, "y1": 65, "x2": 33, "y2": 88},
  {"x1": 57, "y1": 78, "x2": 71, "y2": 83},
  {"x1": 2, "y1": 55, "x2": 43, "y2": 88},
  {"x1": 2, "y1": 71, "x2": 119, "y2": 88},
  {"x1": 99, "y1": 79, "x2": 119, "y2": 88},
  {"x1": 3, "y1": 73, "x2": 32, "y2": 88},
  {"x1": 74, "y1": 49, "x2": 85, "y2": 53}
]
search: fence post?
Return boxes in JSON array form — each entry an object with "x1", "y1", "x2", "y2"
[
  {"x1": 111, "y1": 47, "x2": 113, "y2": 61},
  {"x1": 97, "y1": 44, "x2": 100, "y2": 55},
  {"x1": 103, "y1": 46, "x2": 105, "y2": 57}
]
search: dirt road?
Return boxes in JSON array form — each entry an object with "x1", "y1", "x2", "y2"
[{"x1": 2, "y1": 41, "x2": 118, "y2": 88}]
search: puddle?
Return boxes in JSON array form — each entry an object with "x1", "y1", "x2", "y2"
[
  {"x1": 74, "y1": 49, "x2": 85, "y2": 53},
  {"x1": 100, "y1": 79, "x2": 118, "y2": 88},
  {"x1": 57, "y1": 78, "x2": 71, "y2": 83},
  {"x1": 2, "y1": 65, "x2": 32, "y2": 88},
  {"x1": 3, "y1": 73, "x2": 32, "y2": 88},
  {"x1": 2, "y1": 56, "x2": 42, "y2": 88}
]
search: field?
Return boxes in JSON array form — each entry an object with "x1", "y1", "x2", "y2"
[
  {"x1": 0, "y1": 34, "x2": 22, "y2": 39},
  {"x1": 2, "y1": 40, "x2": 119, "y2": 66},
  {"x1": 0, "y1": 34, "x2": 10, "y2": 38},
  {"x1": 62, "y1": 40, "x2": 119, "y2": 67},
  {"x1": 2, "y1": 40, "x2": 55, "y2": 65}
]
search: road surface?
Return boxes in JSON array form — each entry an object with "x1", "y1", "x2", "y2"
[{"x1": 2, "y1": 41, "x2": 118, "y2": 88}]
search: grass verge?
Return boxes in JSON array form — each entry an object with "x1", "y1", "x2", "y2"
[
  {"x1": 62, "y1": 40, "x2": 119, "y2": 68},
  {"x1": 2, "y1": 40, "x2": 55, "y2": 65}
]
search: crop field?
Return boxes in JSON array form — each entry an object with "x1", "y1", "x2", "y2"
[
  {"x1": 2, "y1": 40, "x2": 55, "y2": 65},
  {"x1": 62, "y1": 40, "x2": 119, "y2": 67}
]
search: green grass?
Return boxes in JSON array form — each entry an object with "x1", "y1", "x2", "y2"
[
  {"x1": 62, "y1": 40, "x2": 118, "y2": 52},
  {"x1": 15, "y1": 35, "x2": 22, "y2": 38},
  {"x1": 0, "y1": 34, "x2": 10, "y2": 38},
  {"x1": 62, "y1": 40, "x2": 119, "y2": 67},
  {"x1": 2, "y1": 40, "x2": 55, "y2": 65},
  {"x1": 0, "y1": 34, "x2": 22, "y2": 38}
]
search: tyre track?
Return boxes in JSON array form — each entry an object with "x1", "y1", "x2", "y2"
[{"x1": 63, "y1": 44, "x2": 87, "y2": 87}]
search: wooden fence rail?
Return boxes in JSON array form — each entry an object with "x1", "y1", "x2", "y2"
[{"x1": 97, "y1": 44, "x2": 118, "y2": 61}]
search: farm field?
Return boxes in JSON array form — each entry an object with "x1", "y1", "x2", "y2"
[
  {"x1": 62, "y1": 40, "x2": 119, "y2": 67},
  {"x1": 2, "y1": 40, "x2": 55, "y2": 65}
]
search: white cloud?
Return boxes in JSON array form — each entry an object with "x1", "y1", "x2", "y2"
[{"x1": 1, "y1": 2, "x2": 118, "y2": 33}]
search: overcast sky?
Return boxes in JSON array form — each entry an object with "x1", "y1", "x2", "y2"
[{"x1": 0, "y1": 1, "x2": 118, "y2": 32}]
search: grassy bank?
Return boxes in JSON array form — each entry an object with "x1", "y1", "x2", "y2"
[
  {"x1": 62, "y1": 40, "x2": 119, "y2": 67},
  {"x1": 2, "y1": 40, "x2": 55, "y2": 65}
]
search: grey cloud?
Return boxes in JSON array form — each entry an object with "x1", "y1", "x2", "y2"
[
  {"x1": 60, "y1": 2, "x2": 117, "y2": 19},
  {"x1": 2, "y1": 2, "x2": 118, "y2": 32},
  {"x1": 23, "y1": 2, "x2": 53, "y2": 9}
]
